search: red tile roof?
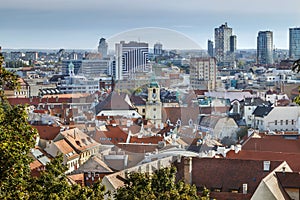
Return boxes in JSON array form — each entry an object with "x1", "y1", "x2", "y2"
[
  {"x1": 242, "y1": 136, "x2": 300, "y2": 153},
  {"x1": 32, "y1": 124, "x2": 61, "y2": 140},
  {"x1": 226, "y1": 150, "x2": 300, "y2": 172},
  {"x1": 54, "y1": 139, "x2": 79, "y2": 160},
  {"x1": 59, "y1": 128, "x2": 99, "y2": 152},
  {"x1": 30, "y1": 159, "x2": 44, "y2": 177},
  {"x1": 175, "y1": 157, "x2": 284, "y2": 198},
  {"x1": 162, "y1": 107, "x2": 199, "y2": 125},
  {"x1": 67, "y1": 173, "x2": 85, "y2": 186}
]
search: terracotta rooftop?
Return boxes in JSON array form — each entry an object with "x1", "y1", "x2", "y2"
[
  {"x1": 54, "y1": 139, "x2": 79, "y2": 159},
  {"x1": 129, "y1": 135, "x2": 163, "y2": 144},
  {"x1": 32, "y1": 124, "x2": 61, "y2": 140},
  {"x1": 67, "y1": 173, "x2": 85, "y2": 186},
  {"x1": 59, "y1": 128, "x2": 100, "y2": 152},
  {"x1": 242, "y1": 136, "x2": 300, "y2": 153},
  {"x1": 75, "y1": 155, "x2": 113, "y2": 173},
  {"x1": 93, "y1": 126, "x2": 128, "y2": 145},
  {"x1": 226, "y1": 150, "x2": 300, "y2": 171},
  {"x1": 43, "y1": 93, "x2": 90, "y2": 99},
  {"x1": 176, "y1": 157, "x2": 285, "y2": 198},
  {"x1": 162, "y1": 107, "x2": 199, "y2": 125},
  {"x1": 95, "y1": 92, "x2": 135, "y2": 114}
]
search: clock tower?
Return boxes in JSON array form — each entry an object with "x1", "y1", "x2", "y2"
[{"x1": 145, "y1": 81, "x2": 162, "y2": 126}]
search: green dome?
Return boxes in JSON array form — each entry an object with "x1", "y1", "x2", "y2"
[{"x1": 149, "y1": 81, "x2": 159, "y2": 88}]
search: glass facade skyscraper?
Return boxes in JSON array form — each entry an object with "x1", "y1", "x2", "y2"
[
  {"x1": 289, "y1": 27, "x2": 300, "y2": 60},
  {"x1": 257, "y1": 31, "x2": 274, "y2": 65}
]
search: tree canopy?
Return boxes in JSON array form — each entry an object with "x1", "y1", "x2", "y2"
[
  {"x1": 114, "y1": 167, "x2": 200, "y2": 200},
  {"x1": 0, "y1": 52, "x2": 107, "y2": 199}
]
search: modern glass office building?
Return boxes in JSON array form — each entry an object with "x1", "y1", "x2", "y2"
[
  {"x1": 289, "y1": 27, "x2": 300, "y2": 60},
  {"x1": 257, "y1": 31, "x2": 274, "y2": 65}
]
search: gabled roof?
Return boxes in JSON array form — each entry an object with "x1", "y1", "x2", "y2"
[
  {"x1": 95, "y1": 92, "x2": 135, "y2": 114},
  {"x1": 58, "y1": 128, "x2": 100, "y2": 152},
  {"x1": 242, "y1": 136, "x2": 300, "y2": 154},
  {"x1": 33, "y1": 124, "x2": 61, "y2": 140},
  {"x1": 176, "y1": 157, "x2": 285, "y2": 197},
  {"x1": 226, "y1": 150, "x2": 300, "y2": 172},
  {"x1": 252, "y1": 105, "x2": 273, "y2": 117},
  {"x1": 75, "y1": 155, "x2": 113, "y2": 173},
  {"x1": 54, "y1": 139, "x2": 79, "y2": 159},
  {"x1": 162, "y1": 107, "x2": 199, "y2": 125}
]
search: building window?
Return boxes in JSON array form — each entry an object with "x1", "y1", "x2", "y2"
[
  {"x1": 280, "y1": 120, "x2": 283, "y2": 125},
  {"x1": 286, "y1": 120, "x2": 288, "y2": 125},
  {"x1": 153, "y1": 108, "x2": 156, "y2": 111},
  {"x1": 275, "y1": 120, "x2": 277, "y2": 125},
  {"x1": 292, "y1": 120, "x2": 294, "y2": 125}
]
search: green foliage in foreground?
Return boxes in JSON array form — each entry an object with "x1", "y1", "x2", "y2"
[
  {"x1": 114, "y1": 167, "x2": 200, "y2": 200},
  {"x1": 0, "y1": 52, "x2": 107, "y2": 200}
]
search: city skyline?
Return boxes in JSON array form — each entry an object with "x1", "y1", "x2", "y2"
[{"x1": 1, "y1": 0, "x2": 300, "y2": 49}]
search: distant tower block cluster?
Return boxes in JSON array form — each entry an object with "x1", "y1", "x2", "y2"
[
  {"x1": 114, "y1": 41, "x2": 149, "y2": 80},
  {"x1": 98, "y1": 38, "x2": 108, "y2": 58},
  {"x1": 289, "y1": 27, "x2": 300, "y2": 60},
  {"x1": 257, "y1": 31, "x2": 274, "y2": 65},
  {"x1": 214, "y1": 22, "x2": 237, "y2": 66}
]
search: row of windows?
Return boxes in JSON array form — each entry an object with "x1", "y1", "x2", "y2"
[{"x1": 274, "y1": 120, "x2": 295, "y2": 125}]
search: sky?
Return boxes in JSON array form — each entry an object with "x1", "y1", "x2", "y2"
[{"x1": 1, "y1": 0, "x2": 300, "y2": 50}]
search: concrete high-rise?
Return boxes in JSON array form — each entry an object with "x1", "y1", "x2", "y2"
[
  {"x1": 289, "y1": 27, "x2": 300, "y2": 60},
  {"x1": 98, "y1": 38, "x2": 108, "y2": 58},
  {"x1": 214, "y1": 22, "x2": 236, "y2": 66},
  {"x1": 190, "y1": 57, "x2": 217, "y2": 90},
  {"x1": 114, "y1": 41, "x2": 149, "y2": 80},
  {"x1": 207, "y1": 40, "x2": 214, "y2": 57},
  {"x1": 257, "y1": 31, "x2": 274, "y2": 65}
]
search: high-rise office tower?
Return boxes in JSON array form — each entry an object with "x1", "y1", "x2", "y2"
[
  {"x1": 214, "y1": 22, "x2": 234, "y2": 64},
  {"x1": 289, "y1": 27, "x2": 300, "y2": 60},
  {"x1": 98, "y1": 38, "x2": 108, "y2": 58},
  {"x1": 257, "y1": 31, "x2": 274, "y2": 65},
  {"x1": 207, "y1": 40, "x2": 214, "y2": 57},
  {"x1": 115, "y1": 41, "x2": 149, "y2": 80},
  {"x1": 154, "y1": 42, "x2": 163, "y2": 56},
  {"x1": 190, "y1": 57, "x2": 217, "y2": 90}
]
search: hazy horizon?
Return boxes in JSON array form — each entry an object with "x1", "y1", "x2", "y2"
[{"x1": 1, "y1": 0, "x2": 300, "y2": 49}]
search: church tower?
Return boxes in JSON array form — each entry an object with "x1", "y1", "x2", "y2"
[{"x1": 145, "y1": 81, "x2": 162, "y2": 126}]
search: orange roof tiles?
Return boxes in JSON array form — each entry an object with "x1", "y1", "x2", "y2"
[
  {"x1": 175, "y1": 157, "x2": 285, "y2": 198},
  {"x1": 33, "y1": 124, "x2": 61, "y2": 140},
  {"x1": 54, "y1": 139, "x2": 78, "y2": 159},
  {"x1": 60, "y1": 128, "x2": 99, "y2": 152},
  {"x1": 242, "y1": 136, "x2": 300, "y2": 153}
]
